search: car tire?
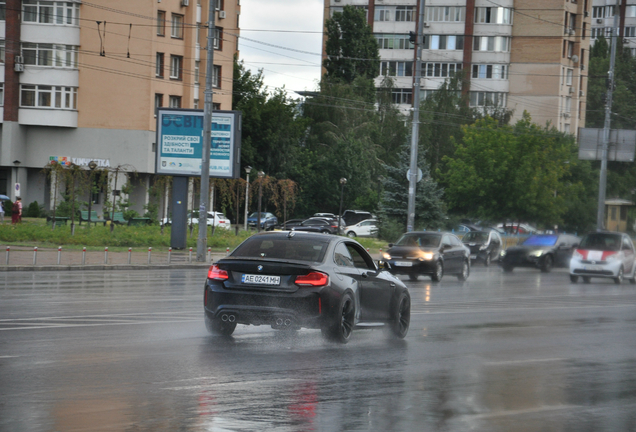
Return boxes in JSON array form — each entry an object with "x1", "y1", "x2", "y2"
[
  {"x1": 614, "y1": 267, "x2": 624, "y2": 284},
  {"x1": 503, "y1": 265, "x2": 514, "y2": 273},
  {"x1": 570, "y1": 274, "x2": 579, "y2": 283},
  {"x1": 389, "y1": 292, "x2": 410, "y2": 339},
  {"x1": 431, "y1": 261, "x2": 444, "y2": 282},
  {"x1": 484, "y1": 254, "x2": 491, "y2": 267},
  {"x1": 408, "y1": 273, "x2": 418, "y2": 281},
  {"x1": 205, "y1": 314, "x2": 237, "y2": 336},
  {"x1": 347, "y1": 231, "x2": 356, "y2": 238},
  {"x1": 457, "y1": 259, "x2": 470, "y2": 281},
  {"x1": 583, "y1": 276, "x2": 591, "y2": 283},
  {"x1": 540, "y1": 254, "x2": 553, "y2": 273},
  {"x1": 322, "y1": 292, "x2": 355, "y2": 344}
]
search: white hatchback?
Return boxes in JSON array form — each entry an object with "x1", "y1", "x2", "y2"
[{"x1": 569, "y1": 232, "x2": 636, "y2": 284}]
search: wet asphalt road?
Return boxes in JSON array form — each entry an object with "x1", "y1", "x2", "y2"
[{"x1": 1, "y1": 266, "x2": 635, "y2": 432}]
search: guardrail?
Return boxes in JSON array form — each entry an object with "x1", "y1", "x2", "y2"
[{"x1": 1, "y1": 245, "x2": 233, "y2": 268}]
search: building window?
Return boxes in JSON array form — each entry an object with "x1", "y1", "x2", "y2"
[
  {"x1": 625, "y1": 27, "x2": 636, "y2": 38},
  {"x1": 213, "y1": 103, "x2": 221, "y2": 110},
  {"x1": 0, "y1": 83, "x2": 4, "y2": 106},
  {"x1": 20, "y1": 85, "x2": 77, "y2": 109},
  {"x1": 170, "y1": 55, "x2": 183, "y2": 80},
  {"x1": 472, "y1": 64, "x2": 507, "y2": 79},
  {"x1": 194, "y1": 99, "x2": 199, "y2": 109},
  {"x1": 566, "y1": 68, "x2": 573, "y2": 86},
  {"x1": 627, "y1": 6, "x2": 636, "y2": 18},
  {"x1": 155, "y1": 93, "x2": 163, "y2": 110},
  {"x1": 0, "y1": 1, "x2": 5, "y2": 21},
  {"x1": 0, "y1": 40, "x2": 4, "y2": 63},
  {"x1": 424, "y1": 62, "x2": 462, "y2": 78},
  {"x1": 169, "y1": 96, "x2": 182, "y2": 108},
  {"x1": 215, "y1": 0, "x2": 222, "y2": 11},
  {"x1": 214, "y1": 27, "x2": 222, "y2": 50},
  {"x1": 395, "y1": 6, "x2": 415, "y2": 22},
  {"x1": 157, "y1": 10, "x2": 166, "y2": 36},
  {"x1": 593, "y1": 6, "x2": 615, "y2": 18},
  {"x1": 566, "y1": 41, "x2": 574, "y2": 58},
  {"x1": 392, "y1": 89, "x2": 412, "y2": 104},
  {"x1": 379, "y1": 61, "x2": 413, "y2": 77},
  {"x1": 194, "y1": 61, "x2": 200, "y2": 83},
  {"x1": 423, "y1": 35, "x2": 465, "y2": 50},
  {"x1": 474, "y1": 7, "x2": 512, "y2": 24},
  {"x1": 469, "y1": 91, "x2": 506, "y2": 107},
  {"x1": 426, "y1": 6, "x2": 465, "y2": 22},
  {"x1": 213, "y1": 65, "x2": 221, "y2": 88},
  {"x1": 23, "y1": 1, "x2": 79, "y2": 26},
  {"x1": 374, "y1": 6, "x2": 391, "y2": 21},
  {"x1": 564, "y1": 97, "x2": 572, "y2": 113},
  {"x1": 22, "y1": 43, "x2": 78, "y2": 68},
  {"x1": 375, "y1": 34, "x2": 414, "y2": 50},
  {"x1": 472, "y1": 36, "x2": 509, "y2": 52},
  {"x1": 156, "y1": 53, "x2": 164, "y2": 78},
  {"x1": 171, "y1": 14, "x2": 184, "y2": 39}
]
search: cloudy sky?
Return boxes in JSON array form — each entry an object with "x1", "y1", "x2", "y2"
[{"x1": 237, "y1": 0, "x2": 325, "y2": 96}]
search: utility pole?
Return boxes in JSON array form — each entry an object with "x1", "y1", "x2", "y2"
[
  {"x1": 197, "y1": 0, "x2": 216, "y2": 261},
  {"x1": 407, "y1": 0, "x2": 425, "y2": 232},
  {"x1": 596, "y1": 0, "x2": 620, "y2": 230}
]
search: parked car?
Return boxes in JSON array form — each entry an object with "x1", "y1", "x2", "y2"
[
  {"x1": 497, "y1": 223, "x2": 539, "y2": 235},
  {"x1": 341, "y1": 210, "x2": 373, "y2": 227},
  {"x1": 499, "y1": 233, "x2": 580, "y2": 272},
  {"x1": 452, "y1": 223, "x2": 480, "y2": 236},
  {"x1": 569, "y1": 231, "x2": 636, "y2": 284},
  {"x1": 162, "y1": 211, "x2": 232, "y2": 229},
  {"x1": 382, "y1": 231, "x2": 470, "y2": 282},
  {"x1": 292, "y1": 217, "x2": 340, "y2": 234},
  {"x1": 344, "y1": 219, "x2": 378, "y2": 238},
  {"x1": 277, "y1": 218, "x2": 305, "y2": 230},
  {"x1": 203, "y1": 231, "x2": 411, "y2": 343},
  {"x1": 462, "y1": 230, "x2": 503, "y2": 266},
  {"x1": 247, "y1": 212, "x2": 278, "y2": 230}
]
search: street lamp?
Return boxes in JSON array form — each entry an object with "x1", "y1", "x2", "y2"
[
  {"x1": 257, "y1": 171, "x2": 264, "y2": 232},
  {"x1": 87, "y1": 161, "x2": 98, "y2": 225},
  {"x1": 244, "y1": 166, "x2": 252, "y2": 230},
  {"x1": 339, "y1": 177, "x2": 347, "y2": 234}
]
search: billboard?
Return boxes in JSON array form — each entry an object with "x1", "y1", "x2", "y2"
[
  {"x1": 155, "y1": 108, "x2": 241, "y2": 177},
  {"x1": 578, "y1": 128, "x2": 636, "y2": 162}
]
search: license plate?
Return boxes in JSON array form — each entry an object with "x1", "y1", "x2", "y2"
[
  {"x1": 394, "y1": 261, "x2": 413, "y2": 267},
  {"x1": 584, "y1": 265, "x2": 602, "y2": 271},
  {"x1": 242, "y1": 274, "x2": 281, "y2": 285}
]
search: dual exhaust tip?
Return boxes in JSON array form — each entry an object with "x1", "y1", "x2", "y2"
[
  {"x1": 221, "y1": 313, "x2": 236, "y2": 323},
  {"x1": 275, "y1": 318, "x2": 293, "y2": 327}
]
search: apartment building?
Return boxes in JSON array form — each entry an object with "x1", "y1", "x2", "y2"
[
  {"x1": 590, "y1": 0, "x2": 636, "y2": 56},
  {"x1": 0, "y1": 0, "x2": 239, "y2": 215},
  {"x1": 324, "y1": 0, "x2": 590, "y2": 135}
]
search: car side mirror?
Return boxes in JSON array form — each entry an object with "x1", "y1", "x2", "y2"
[
  {"x1": 377, "y1": 260, "x2": 392, "y2": 270},
  {"x1": 388, "y1": 243, "x2": 394, "y2": 248}
]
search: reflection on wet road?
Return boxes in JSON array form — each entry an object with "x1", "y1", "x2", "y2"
[{"x1": 1, "y1": 267, "x2": 635, "y2": 431}]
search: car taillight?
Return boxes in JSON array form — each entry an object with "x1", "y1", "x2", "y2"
[
  {"x1": 295, "y1": 272, "x2": 329, "y2": 287},
  {"x1": 208, "y1": 264, "x2": 229, "y2": 280}
]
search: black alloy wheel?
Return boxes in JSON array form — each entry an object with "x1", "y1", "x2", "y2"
[
  {"x1": 390, "y1": 293, "x2": 410, "y2": 339},
  {"x1": 205, "y1": 314, "x2": 237, "y2": 336},
  {"x1": 431, "y1": 261, "x2": 444, "y2": 282},
  {"x1": 457, "y1": 259, "x2": 470, "y2": 281},
  {"x1": 323, "y1": 292, "x2": 355, "y2": 344},
  {"x1": 614, "y1": 267, "x2": 624, "y2": 284},
  {"x1": 540, "y1": 254, "x2": 553, "y2": 273},
  {"x1": 570, "y1": 274, "x2": 579, "y2": 283}
]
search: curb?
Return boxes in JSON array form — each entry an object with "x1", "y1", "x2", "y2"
[{"x1": 0, "y1": 264, "x2": 212, "y2": 272}]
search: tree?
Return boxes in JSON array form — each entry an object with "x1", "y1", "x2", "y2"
[
  {"x1": 441, "y1": 114, "x2": 575, "y2": 228},
  {"x1": 323, "y1": 5, "x2": 380, "y2": 83},
  {"x1": 378, "y1": 144, "x2": 445, "y2": 232}
]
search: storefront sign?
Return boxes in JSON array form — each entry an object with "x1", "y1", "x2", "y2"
[{"x1": 49, "y1": 156, "x2": 111, "y2": 168}]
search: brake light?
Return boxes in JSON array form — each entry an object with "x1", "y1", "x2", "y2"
[
  {"x1": 208, "y1": 264, "x2": 229, "y2": 280},
  {"x1": 295, "y1": 272, "x2": 329, "y2": 286}
]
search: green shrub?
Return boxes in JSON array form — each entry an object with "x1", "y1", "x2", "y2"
[{"x1": 24, "y1": 201, "x2": 47, "y2": 218}]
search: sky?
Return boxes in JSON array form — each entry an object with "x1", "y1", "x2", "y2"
[{"x1": 237, "y1": 0, "x2": 325, "y2": 96}]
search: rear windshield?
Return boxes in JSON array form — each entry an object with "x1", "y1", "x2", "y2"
[
  {"x1": 395, "y1": 234, "x2": 441, "y2": 248},
  {"x1": 463, "y1": 232, "x2": 488, "y2": 243},
  {"x1": 579, "y1": 233, "x2": 621, "y2": 251},
  {"x1": 522, "y1": 235, "x2": 557, "y2": 246},
  {"x1": 232, "y1": 237, "x2": 329, "y2": 263}
]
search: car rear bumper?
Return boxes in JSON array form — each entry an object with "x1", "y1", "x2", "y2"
[{"x1": 204, "y1": 281, "x2": 329, "y2": 329}]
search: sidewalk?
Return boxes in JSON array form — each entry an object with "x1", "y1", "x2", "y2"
[{"x1": 0, "y1": 246, "x2": 227, "y2": 272}]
